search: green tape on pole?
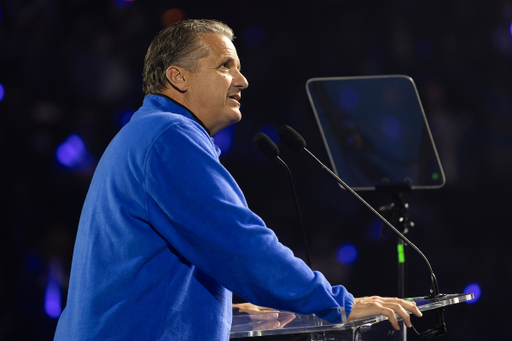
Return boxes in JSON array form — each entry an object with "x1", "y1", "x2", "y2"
[{"x1": 397, "y1": 244, "x2": 405, "y2": 263}]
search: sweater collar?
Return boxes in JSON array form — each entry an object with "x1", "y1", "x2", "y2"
[{"x1": 149, "y1": 93, "x2": 211, "y2": 136}]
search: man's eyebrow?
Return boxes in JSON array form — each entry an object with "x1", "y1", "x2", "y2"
[{"x1": 220, "y1": 56, "x2": 242, "y2": 70}]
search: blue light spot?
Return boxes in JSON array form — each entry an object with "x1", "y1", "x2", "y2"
[
  {"x1": 381, "y1": 115, "x2": 403, "y2": 140},
  {"x1": 44, "y1": 279, "x2": 62, "y2": 318},
  {"x1": 0, "y1": 83, "x2": 5, "y2": 102},
  {"x1": 338, "y1": 87, "x2": 359, "y2": 110},
  {"x1": 510, "y1": 21, "x2": 512, "y2": 40},
  {"x1": 56, "y1": 134, "x2": 88, "y2": 168},
  {"x1": 244, "y1": 26, "x2": 266, "y2": 47},
  {"x1": 463, "y1": 283, "x2": 481, "y2": 304},
  {"x1": 114, "y1": 0, "x2": 134, "y2": 8},
  {"x1": 117, "y1": 109, "x2": 135, "y2": 127},
  {"x1": 23, "y1": 255, "x2": 39, "y2": 273},
  {"x1": 336, "y1": 242, "x2": 358, "y2": 265},
  {"x1": 214, "y1": 124, "x2": 237, "y2": 155},
  {"x1": 259, "y1": 124, "x2": 279, "y2": 145}
]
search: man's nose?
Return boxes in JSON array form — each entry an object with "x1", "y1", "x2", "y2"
[{"x1": 233, "y1": 69, "x2": 249, "y2": 90}]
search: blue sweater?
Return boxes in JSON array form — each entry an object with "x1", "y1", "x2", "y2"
[{"x1": 54, "y1": 94, "x2": 354, "y2": 340}]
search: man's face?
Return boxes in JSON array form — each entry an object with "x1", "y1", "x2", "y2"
[{"x1": 184, "y1": 33, "x2": 249, "y2": 136}]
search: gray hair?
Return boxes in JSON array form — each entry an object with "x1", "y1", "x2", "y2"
[{"x1": 142, "y1": 19, "x2": 234, "y2": 96}]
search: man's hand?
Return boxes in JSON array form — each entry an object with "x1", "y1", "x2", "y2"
[
  {"x1": 348, "y1": 296, "x2": 422, "y2": 330},
  {"x1": 232, "y1": 303, "x2": 295, "y2": 330},
  {"x1": 232, "y1": 303, "x2": 279, "y2": 318}
]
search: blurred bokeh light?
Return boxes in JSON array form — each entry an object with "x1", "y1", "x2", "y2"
[
  {"x1": 161, "y1": 8, "x2": 185, "y2": 27},
  {"x1": 1, "y1": 1, "x2": 510, "y2": 340},
  {"x1": 336, "y1": 242, "x2": 358, "y2": 265}
]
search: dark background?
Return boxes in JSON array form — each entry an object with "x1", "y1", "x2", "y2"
[{"x1": 1, "y1": 0, "x2": 511, "y2": 340}]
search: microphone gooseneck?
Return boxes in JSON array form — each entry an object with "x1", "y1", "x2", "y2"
[
  {"x1": 278, "y1": 125, "x2": 448, "y2": 338},
  {"x1": 277, "y1": 125, "x2": 440, "y2": 296},
  {"x1": 253, "y1": 132, "x2": 313, "y2": 269}
]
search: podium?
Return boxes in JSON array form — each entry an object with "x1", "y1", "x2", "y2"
[
  {"x1": 230, "y1": 293, "x2": 473, "y2": 340},
  {"x1": 235, "y1": 75, "x2": 473, "y2": 339}
]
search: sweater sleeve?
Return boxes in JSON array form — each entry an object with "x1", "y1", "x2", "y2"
[{"x1": 143, "y1": 121, "x2": 354, "y2": 319}]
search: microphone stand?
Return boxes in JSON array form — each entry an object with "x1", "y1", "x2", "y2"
[
  {"x1": 275, "y1": 156, "x2": 313, "y2": 269},
  {"x1": 252, "y1": 132, "x2": 313, "y2": 269},
  {"x1": 277, "y1": 125, "x2": 450, "y2": 337},
  {"x1": 304, "y1": 149, "x2": 439, "y2": 291},
  {"x1": 302, "y1": 148, "x2": 447, "y2": 338},
  {"x1": 376, "y1": 182, "x2": 413, "y2": 299}
]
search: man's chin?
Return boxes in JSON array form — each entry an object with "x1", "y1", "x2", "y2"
[
  {"x1": 212, "y1": 112, "x2": 242, "y2": 135},
  {"x1": 229, "y1": 110, "x2": 242, "y2": 124}
]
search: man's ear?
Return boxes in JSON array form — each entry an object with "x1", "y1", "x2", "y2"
[{"x1": 166, "y1": 66, "x2": 188, "y2": 93}]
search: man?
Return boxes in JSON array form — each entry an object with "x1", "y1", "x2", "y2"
[{"x1": 53, "y1": 19, "x2": 421, "y2": 340}]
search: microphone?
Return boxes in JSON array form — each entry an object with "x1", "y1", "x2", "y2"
[
  {"x1": 253, "y1": 132, "x2": 313, "y2": 269},
  {"x1": 253, "y1": 132, "x2": 280, "y2": 160},
  {"x1": 277, "y1": 125, "x2": 447, "y2": 338}
]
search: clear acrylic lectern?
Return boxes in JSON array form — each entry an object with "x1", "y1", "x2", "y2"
[{"x1": 230, "y1": 293, "x2": 473, "y2": 340}]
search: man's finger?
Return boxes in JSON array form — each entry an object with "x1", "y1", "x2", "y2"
[
  {"x1": 251, "y1": 312, "x2": 279, "y2": 321},
  {"x1": 379, "y1": 306, "x2": 401, "y2": 330},
  {"x1": 348, "y1": 296, "x2": 424, "y2": 331},
  {"x1": 382, "y1": 302, "x2": 412, "y2": 328},
  {"x1": 403, "y1": 300, "x2": 422, "y2": 317}
]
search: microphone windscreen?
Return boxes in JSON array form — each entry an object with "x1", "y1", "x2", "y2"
[
  {"x1": 278, "y1": 125, "x2": 306, "y2": 152},
  {"x1": 253, "y1": 132, "x2": 279, "y2": 160}
]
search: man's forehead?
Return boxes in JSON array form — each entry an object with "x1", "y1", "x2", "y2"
[{"x1": 202, "y1": 33, "x2": 239, "y2": 60}]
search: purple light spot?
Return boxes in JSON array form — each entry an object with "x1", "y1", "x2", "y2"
[
  {"x1": 214, "y1": 124, "x2": 237, "y2": 155},
  {"x1": 44, "y1": 279, "x2": 62, "y2": 318},
  {"x1": 23, "y1": 255, "x2": 39, "y2": 273},
  {"x1": 338, "y1": 87, "x2": 359, "y2": 110},
  {"x1": 114, "y1": 0, "x2": 134, "y2": 8},
  {"x1": 56, "y1": 134, "x2": 87, "y2": 168},
  {"x1": 336, "y1": 242, "x2": 358, "y2": 265},
  {"x1": 0, "y1": 83, "x2": 5, "y2": 102},
  {"x1": 510, "y1": 21, "x2": 512, "y2": 39},
  {"x1": 463, "y1": 283, "x2": 481, "y2": 304},
  {"x1": 381, "y1": 115, "x2": 403, "y2": 140}
]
